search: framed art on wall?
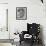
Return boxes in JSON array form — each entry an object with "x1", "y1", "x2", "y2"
[{"x1": 16, "y1": 7, "x2": 27, "y2": 20}]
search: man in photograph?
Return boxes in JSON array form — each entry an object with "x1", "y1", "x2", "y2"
[{"x1": 16, "y1": 7, "x2": 27, "y2": 20}]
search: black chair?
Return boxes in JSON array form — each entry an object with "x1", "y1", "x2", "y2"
[
  {"x1": 19, "y1": 23, "x2": 40, "y2": 45},
  {"x1": 27, "y1": 23, "x2": 40, "y2": 43}
]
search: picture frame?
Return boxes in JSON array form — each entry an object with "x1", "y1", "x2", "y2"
[{"x1": 16, "y1": 7, "x2": 27, "y2": 20}]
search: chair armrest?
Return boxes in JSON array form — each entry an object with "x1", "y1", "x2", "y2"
[{"x1": 22, "y1": 31, "x2": 28, "y2": 35}]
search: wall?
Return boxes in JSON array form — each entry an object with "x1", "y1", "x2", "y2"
[
  {"x1": 8, "y1": 0, "x2": 46, "y2": 46},
  {"x1": 0, "y1": 0, "x2": 45, "y2": 46},
  {"x1": 0, "y1": 0, "x2": 13, "y2": 46},
  {"x1": 0, "y1": 0, "x2": 8, "y2": 3},
  {"x1": 0, "y1": 0, "x2": 46, "y2": 46}
]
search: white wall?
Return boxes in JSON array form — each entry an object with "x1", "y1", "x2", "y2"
[
  {"x1": 0, "y1": 0, "x2": 46, "y2": 46},
  {"x1": 9, "y1": 0, "x2": 46, "y2": 46},
  {"x1": 0, "y1": 0, "x2": 13, "y2": 46},
  {"x1": 0, "y1": 0, "x2": 45, "y2": 46},
  {"x1": 0, "y1": 0, "x2": 8, "y2": 3}
]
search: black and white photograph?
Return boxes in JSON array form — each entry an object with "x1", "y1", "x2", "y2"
[
  {"x1": 0, "y1": 0, "x2": 46, "y2": 46},
  {"x1": 16, "y1": 7, "x2": 27, "y2": 20}
]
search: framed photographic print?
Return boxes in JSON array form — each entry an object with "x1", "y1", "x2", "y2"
[{"x1": 16, "y1": 7, "x2": 27, "y2": 20}]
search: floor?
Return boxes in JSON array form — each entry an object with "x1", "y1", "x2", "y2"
[
  {"x1": 0, "y1": 43, "x2": 13, "y2": 46},
  {"x1": 19, "y1": 41, "x2": 43, "y2": 46},
  {"x1": 0, "y1": 39, "x2": 43, "y2": 46},
  {"x1": 0, "y1": 41, "x2": 43, "y2": 46}
]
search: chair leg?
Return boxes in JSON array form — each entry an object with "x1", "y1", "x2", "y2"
[
  {"x1": 20, "y1": 41, "x2": 21, "y2": 45},
  {"x1": 30, "y1": 39, "x2": 34, "y2": 46}
]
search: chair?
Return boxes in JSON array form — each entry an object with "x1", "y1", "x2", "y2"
[
  {"x1": 27, "y1": 23, "x2": 40, "y2": 43},
  {"x1": 19, "y1": 23, "x2": 40, "y2": 45}
]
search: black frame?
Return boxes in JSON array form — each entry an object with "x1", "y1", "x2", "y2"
[{"x1": 16, "y1": 7, "x2": 27, "y2": 20}]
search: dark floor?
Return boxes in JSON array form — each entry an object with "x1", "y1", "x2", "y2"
[{"x1": 19, "y1": 41, "x2": 43, "y2": 46}]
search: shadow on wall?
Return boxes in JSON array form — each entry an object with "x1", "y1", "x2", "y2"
[{"x1": 40, "y1": 25, "x2": 45, "y2": 46}]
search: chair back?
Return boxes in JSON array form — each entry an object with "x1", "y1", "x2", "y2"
[{"x1": 27, "y1": 23, "x2": 40, "y2": 36}]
